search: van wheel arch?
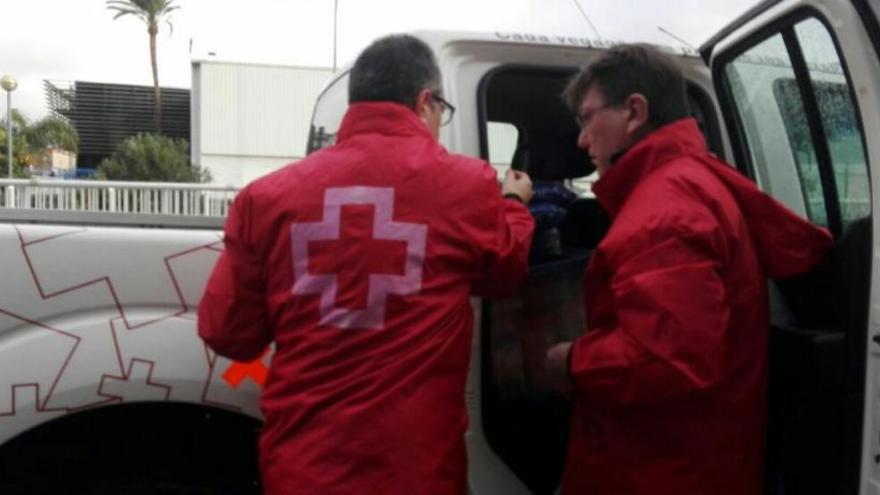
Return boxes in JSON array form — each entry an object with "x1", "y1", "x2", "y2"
[{"x1": 0, "y1": 402, "x2": 262, "y2": 494}]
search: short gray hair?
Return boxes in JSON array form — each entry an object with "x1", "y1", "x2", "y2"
[{"x1": 349, "y1": 34, "x2": 442, "y2": 108}]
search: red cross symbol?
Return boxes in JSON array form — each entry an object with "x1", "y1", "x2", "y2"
[
  {"x1": 308, "y1": 204, "x2": 407, "y2": 309},
  {"x1": 291, "y1": 186, "x2": 428, "y2": 329},
  {"x1": 222, "y1": 348, "x2": 269, "y2": 388}
]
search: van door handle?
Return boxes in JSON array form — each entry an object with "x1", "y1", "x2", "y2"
[{"x1": 873, "y1": 334, "x2": 880, "y2": 345}]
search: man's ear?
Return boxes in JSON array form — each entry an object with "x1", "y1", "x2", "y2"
[
  {"x1": 625, "y1": 93, "x2": 650, "y2": 135},
  {"x1": 414, "y1": 88, "x2": 433, "y2": 118}
]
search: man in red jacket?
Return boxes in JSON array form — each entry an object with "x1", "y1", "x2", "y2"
[
  {"x1": 198, "y1": 34, "x2": 535, "y2": 494},
  {"x1": 545, "y1": 44, "x2": 832, "y2": 494}
]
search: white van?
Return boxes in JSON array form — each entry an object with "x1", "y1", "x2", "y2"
[{"x1": 0, "y1": 0, "x2": 879, "y2": 493}]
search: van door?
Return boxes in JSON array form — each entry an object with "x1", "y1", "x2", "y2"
[{"x1": 703, "y1": 1, "x2": 880, "y2": 493}]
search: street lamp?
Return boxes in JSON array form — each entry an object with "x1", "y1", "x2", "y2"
[{"x1": 2, "y1": 75, "x2": 18, "y2": 179}]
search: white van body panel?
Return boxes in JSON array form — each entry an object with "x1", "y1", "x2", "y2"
[{"x1": 0, "y1": 224, "x2": 264, "y2": 445}]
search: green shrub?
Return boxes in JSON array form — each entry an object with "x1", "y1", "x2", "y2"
[{"x1": 97, "y1": 133, "x2": 209, "y2": 182}]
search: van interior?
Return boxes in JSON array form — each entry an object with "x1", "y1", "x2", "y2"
[{"x1": 478, "y1": 66, "x2": 592, "y2": 494}]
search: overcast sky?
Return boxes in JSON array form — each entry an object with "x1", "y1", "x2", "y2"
[{"x1": 1, "y1": 0, "x2": 759, "y2": 121}]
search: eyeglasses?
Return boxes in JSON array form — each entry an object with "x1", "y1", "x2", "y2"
[
  {"x1": 575, "y1": 102, "x2": 620, "y2": 129},
  {"x1": 430, "y1": 92, "x2": 456, "y2": 126}
]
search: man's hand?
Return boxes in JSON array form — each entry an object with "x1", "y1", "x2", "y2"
[
  {"x1": 501, "y1": 169, "x2": 534, "y2": 205},
  {"x1": 545, "y1": 341, "x2": 574, "y2": 398}
]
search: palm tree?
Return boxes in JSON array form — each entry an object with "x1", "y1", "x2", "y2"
[{"x1": 106, "y1": 0, "x2": 179, "y2": 134}]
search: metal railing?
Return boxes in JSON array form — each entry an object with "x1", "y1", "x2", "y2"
[{"x1": 0, "y1": 178, "x2": 239, "y2": 217}]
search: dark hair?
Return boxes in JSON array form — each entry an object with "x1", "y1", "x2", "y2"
[
  {"x1": 348, "y1": 34, "x2": 441, "y2": 108},
  {"x1": 563, "y1": 43, "x2": 689, "y2": 128}
]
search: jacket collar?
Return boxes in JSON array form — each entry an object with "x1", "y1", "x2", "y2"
[
  {"x1": 592, "y1": 118, "x2": 707, "y2": 217},
  {"x1": 337, "y1": 102, "x2": 434, "y2": 142}
]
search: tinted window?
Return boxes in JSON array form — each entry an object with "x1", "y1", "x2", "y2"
[{"x1": 795, "y1": 18, "x2": 870, "y2": 225}]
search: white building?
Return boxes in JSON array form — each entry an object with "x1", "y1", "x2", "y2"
[{"x1": 191, "y1": 60, "x2": 334, "y2": 187}]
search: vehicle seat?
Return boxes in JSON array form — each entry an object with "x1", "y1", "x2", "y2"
[{"x1": 558, "y1": 198, "x2": 610, "y2": 250}]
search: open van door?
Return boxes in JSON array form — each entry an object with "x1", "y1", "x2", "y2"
[{"x1": 702, "y1": 1, "x2": 880, "y2": 493}]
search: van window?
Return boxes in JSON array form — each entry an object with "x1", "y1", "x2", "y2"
[
  {"x1": 307, "y1": 73, "x2": 349, "y2": 154},
  {"x1": 794, "y1": 18, "x2": 870, "y2": 225},
  {"x1": 720, "y1": 15, "x2": 870, "y2": 235},
  {"x1": 770, "y1": 77, "x2": 826, "y2": 224},
  {"x1": 724, "y1": 34, "x2": 819, "y2": 222}
]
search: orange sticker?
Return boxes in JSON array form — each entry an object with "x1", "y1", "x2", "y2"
[{"x1": 222, "y1": 348, "x2": 269, "y2": 388}]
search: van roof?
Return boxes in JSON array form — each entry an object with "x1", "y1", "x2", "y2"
[
  {"x1": 318, "y1": 29, "x2": 703, "y2": 112},
  {"x1": 335, "y1": 30, "x2": 699, "y2": 72},
  {"x1": 414, "y1": 29, "x2": 697, "y2": 56}
]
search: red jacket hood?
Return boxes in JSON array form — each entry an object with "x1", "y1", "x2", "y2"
[{"x1": 593, "y1": 118, "x2": 832, "y2": 278}]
